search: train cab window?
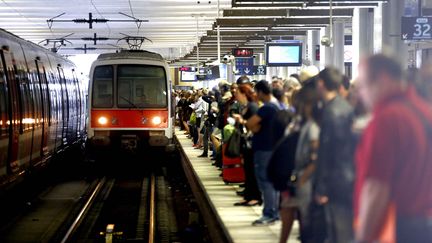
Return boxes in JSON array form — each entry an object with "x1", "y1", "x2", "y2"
[
  {"x1": 117, "y1": 65, "x2": 167, "y2": 108},
  {"x1": 92, "y1": 65, "x2": 113, "y2": 108}
]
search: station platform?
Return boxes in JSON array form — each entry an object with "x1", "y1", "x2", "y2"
[{"x1": 175, "y1": 128, "x2": 299, "y2": 243}]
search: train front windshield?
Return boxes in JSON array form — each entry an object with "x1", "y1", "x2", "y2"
[{"x1": 92, "y1": 64, "x2": 168, "y2": 108}]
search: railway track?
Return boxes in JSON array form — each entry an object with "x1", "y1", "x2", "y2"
[
  {"x1": 61, "y1": 171, "x2": 178, "y2": 243},
  {"x1": 0, "y1": 151, "x2": 211, "y2": 243}
]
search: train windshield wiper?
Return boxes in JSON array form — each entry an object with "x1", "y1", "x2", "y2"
[
  {"x1": 120, "y1": 96, "x2": 141, "y2": 109},
  {"x1": 119, "y1": 95, "x2": 144, "y2": 115}
]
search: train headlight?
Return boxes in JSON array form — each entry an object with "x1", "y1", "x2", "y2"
[
  {"x1": 151, "y1": 116, "x2": 162, "y2": 125},
  {"x1": 98, "y1": 116, "x2": 108, "y2": 125}
]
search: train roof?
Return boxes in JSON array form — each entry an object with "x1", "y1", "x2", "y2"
[
  {"x1": 0, "y1": 28, "x2": 75, "y2": 66},
  {"x1": 97, "y1": 50, "x2": 164, "y2": 62}
]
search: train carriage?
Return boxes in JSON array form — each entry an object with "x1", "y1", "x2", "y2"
[
  {"x1": 0, "y1": 29, "x2": 86, "y2": 188},
  {"x1": 87, "y1": 50, "x2": 174, "y2": 152}
]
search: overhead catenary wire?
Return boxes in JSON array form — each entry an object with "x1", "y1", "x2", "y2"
[
  {"x1": 1, "y1": 0, "x2": 55, "y2": 37},
  {"x1": 90, "y1": 0, "x2": 112, "y2": 37},
  {"x1": 127, "y1": 0, "x2": 141, "y2": 34}
]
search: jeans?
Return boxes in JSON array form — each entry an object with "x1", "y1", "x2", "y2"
[
  {"x1": 323, "y1": 201, "x2": 353, "y2": 243},
  {"x1": 397, "y1": 216, "x2": 432, "y2": 243},
  {"x1": 254, "y1": 150, "x2": 279, "y2": 219}
]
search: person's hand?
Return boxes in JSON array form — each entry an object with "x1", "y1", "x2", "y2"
[
  {"x1": 232, "y1": 114, "x2": 243, "y2": 124},
  {"x1": 315, "y1": 195, "x2": 329, "y2": 205}
]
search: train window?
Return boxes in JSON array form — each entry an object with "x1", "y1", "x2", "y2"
[
  {"x1": 117, "y1": 65, "x2": 167, "y2": 108},
  {"x1": 92, "y1": 65, "x2": 113, "y2": 108}
]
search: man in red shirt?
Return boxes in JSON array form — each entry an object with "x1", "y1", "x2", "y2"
[{"x1": 355, "y1": 54, "x2": 432, "y2": 243}]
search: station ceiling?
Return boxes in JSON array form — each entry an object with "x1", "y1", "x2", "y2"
[{"x1": 0, "y1": 0, "x2": 386, "y2": 65}]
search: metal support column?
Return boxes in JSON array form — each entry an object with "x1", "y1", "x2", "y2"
[
  {"x1": 353, "y1": 8, "x2": 373, "y2": 78},
  {"x1": 196, "y1": 16, "x2": 200, "y2": 69},
  {"x1": 217, "y1": 0, "x2": 221, "y2": 63},
  {"x1": 324, "y1": 22, "x2": 344, "y2": 71},
  {"x1": 381, "y1": 0, "x2": 408, "y2": 67}
]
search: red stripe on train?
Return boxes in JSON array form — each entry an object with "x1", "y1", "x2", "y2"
[{"x1": 91, "y1": 109, "x2": 169, "y2": 128}]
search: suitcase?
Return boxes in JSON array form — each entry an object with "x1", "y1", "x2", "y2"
[{"x1": 222, "y1": 144, "x2": 245, "y2": 184}]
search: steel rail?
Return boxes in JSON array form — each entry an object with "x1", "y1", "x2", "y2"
[
  {"x1": 148, "y1": 174, "x2": 156, "y2": 243},
  {"x1": 60, "y1": 177, "x2": 106, "y2": 243}
]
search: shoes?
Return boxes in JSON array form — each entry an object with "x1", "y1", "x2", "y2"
[
  {"x1": 192, "y1": 144, "x2": 199, "y2": 148},
  {"x1": 194, "y1": 145, "x2": 203, "y2": 149},
  {"x1": 234, "y1": 200, "x2": 249, "y2": 206},
  {"x1": 233, "y1": 200, "x2": 262, "y2": 207},
  {"x1": 252, "y1": 216, "x2": 277, "y2": 226},
  {"x1": 198, "y1": 153, "x2": 208, "y2": 158}
]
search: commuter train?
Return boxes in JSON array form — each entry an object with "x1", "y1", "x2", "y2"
[
  {"x1": 0, "y1": 29, "x2": 86, "y2": 187},
  {"x1": 87, "y1": 50, "x2": 174, "y2": 152}
]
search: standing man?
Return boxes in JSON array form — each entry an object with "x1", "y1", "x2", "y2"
[
  {"x1": 246, "y1": 80, "x2": 280, "y2": 226},
  {"x1": 355, "y1": 54, "x2": 432, "y2": 242},
  {"x1": 314, "y1": 67, "x2": 355, "y2": 243}
]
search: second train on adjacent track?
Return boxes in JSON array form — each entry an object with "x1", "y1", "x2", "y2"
[{"x1": 87, "y1": 50, "x2": 174, "y2": 152}]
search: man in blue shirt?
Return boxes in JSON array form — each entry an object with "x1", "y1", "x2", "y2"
[{"x1": 246, "y1": 80, "x2": 281, "y2": 226}]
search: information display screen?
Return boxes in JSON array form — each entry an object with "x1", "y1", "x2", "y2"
[
  {"x1": 401, "y1": 17, "x2": 432, "y2": 40},
  {"x1": 266, "y1": 43, "x2": 302, "y2": 66},
  {"x1": 181, "y1": 71, "x2": 196, "y2": 81}
]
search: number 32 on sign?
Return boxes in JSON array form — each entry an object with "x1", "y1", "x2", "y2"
[{"x1": 402, "y1": 17, "x2": 432, "y2": 40}]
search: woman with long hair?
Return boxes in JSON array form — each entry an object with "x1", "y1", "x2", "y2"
[{"x1": 232, "y1": 77, "x2": 262, "y2": 206}]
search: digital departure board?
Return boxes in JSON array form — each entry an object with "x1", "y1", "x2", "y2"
[
  {"x1": 232, "y1": 48, "x2": 254, "y2": 57},
  {"x1": 401, "y1": 17, "x2": 432, "y2": 40}
]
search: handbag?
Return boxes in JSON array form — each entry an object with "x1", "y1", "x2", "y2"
[
  {"x1": 225, "y1": 128, "x2": 242, "y2": 158},
  {"x1": 189, "y1": 112, "x2": 196, "y2": 125}
]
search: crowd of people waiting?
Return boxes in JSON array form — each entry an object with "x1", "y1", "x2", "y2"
[{"x1": 173, "y1": 54, "x2": 432, "y2": 243}]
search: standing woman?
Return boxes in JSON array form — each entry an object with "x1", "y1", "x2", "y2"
[
  {"x1": 181, "y1": 91, "x2": 192, "y2": 136},
  {"x1": 232, "y1": 77, "x2": 262, "y2": 206}
]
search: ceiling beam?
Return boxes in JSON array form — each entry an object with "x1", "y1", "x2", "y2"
[
  {"x1": 223, "y1": 9, "x2": 353, "y2": 17},
  {"x1": 206, "y1": 30, "x2": 307, "y2": 36},
  {"x1": 223, "y1": 9, "x2": 288, "y2": 17},
  {"x1": 232, "y1": 0, "x2": 385, "y2": 8},
  {"x1": 215, "y1": 18, "x2": 333, "y2": 27}
]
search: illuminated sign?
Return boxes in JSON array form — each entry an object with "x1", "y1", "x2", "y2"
[
  {"x1": 179, "y1": 66, "x2": 195, "y2": 72},
  {"x1": 232, "y1": 48, "x2": 254, "y2": 57},
  {"x1": 401, "y1": 17, "x2": 432, "y2": 40}
]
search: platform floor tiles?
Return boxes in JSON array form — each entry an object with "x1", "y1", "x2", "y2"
[{"x1": 175, "y1": 128, "x2": 300, "y2": 243}]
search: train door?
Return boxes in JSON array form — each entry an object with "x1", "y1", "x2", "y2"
[
  {"x1": 0, "y1": 48, "x2": 21, "y2": 174},
  {"x1": 35, "y1": 59, "x2": 50, "y2": 157},
  {"x1": 65, "y1": 70, "x2": 76, "y2": 143},
  {"x1": 47, "y1": 70, "x2": 61, "y2": 151},
  {"x1": 72, "y1": 69, "x2": 82, "y2": 140},
  {"x1": 22, "y1": 49, "x2": 43, "y2": 166},
  {"x1": 57, "y1": 65, "x2": 69, "y2": 146},
  {"x1": 0, "y1": 54, "x2": 9, "y2": 178}
]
